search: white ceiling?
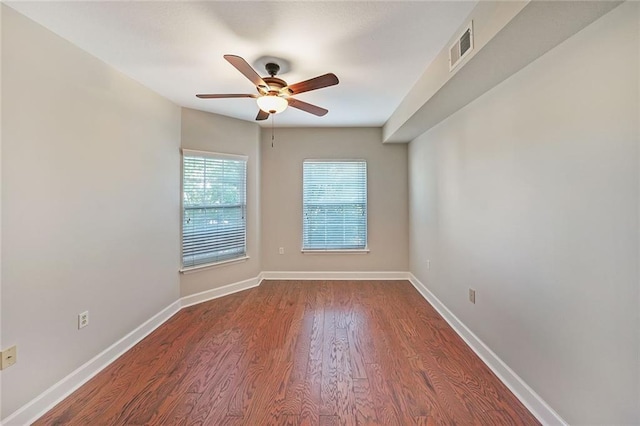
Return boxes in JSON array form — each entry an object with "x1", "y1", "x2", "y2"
[{"x1": 6, "y1": 1, "x2": 477, "y2": 127}]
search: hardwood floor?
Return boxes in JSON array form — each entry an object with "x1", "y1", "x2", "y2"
[{"x1": 35, "y1": 280, "x2": 540, "y2": 425}]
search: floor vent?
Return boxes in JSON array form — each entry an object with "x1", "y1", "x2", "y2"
[{"x1": 449, "y1": 21, "x2": 474, "y2": 71}]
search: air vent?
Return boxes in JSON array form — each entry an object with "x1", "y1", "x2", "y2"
[{"x1": 449, "y1": 21, "x2": 474, "y2": 71}]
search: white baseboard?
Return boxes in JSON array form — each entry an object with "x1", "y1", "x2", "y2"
[
  {"x1": 261, "y1": 270, "x2": 410, "y2": 280},
  {"x1": 3, "y1": 273, "x2": 264, "y2": 426},
  {"x1": 4, "y1": 272, "x2": 562, "y2": 426},
  {"x1": 408, "y1": 274, "x2": 566, "y2": 426},
  {"x1": 180, "y1": 274, "x2": 262, "y2": 308},
  {"x1": 2, "y1": 300, "x2": 182, "y2": 426}
]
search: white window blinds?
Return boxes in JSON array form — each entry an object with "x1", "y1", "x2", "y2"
[
  {"x1": 303, "y1": 160, "x2": 367, "y2": 250},
  {"x1": 182, "y1": 150, "x2": 247, "y2": 268}
]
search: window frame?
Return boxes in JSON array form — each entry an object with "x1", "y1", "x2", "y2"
[
  {"x1": 180, "y1": 149, "x2": 249, "y2": 272},
  {"x1": 301, "y1": 159, "x2": 369, "y2": 254}
]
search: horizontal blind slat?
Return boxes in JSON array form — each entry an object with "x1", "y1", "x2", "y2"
[
  {"x1": 182, "y1": 153, "x2": 247, "y2": 267},
  {"x1": 302, "y1": 160, "x2": 367, "y2": 250}
]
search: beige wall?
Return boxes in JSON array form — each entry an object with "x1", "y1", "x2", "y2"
[
  {"x1": 180, "y1": 108, "x2": 261, "y2": 296},
  {"x1": 383, "y1": 1, "x2": 527, "y2": 143},
  {"x1": 8, "y1": 1, "x2": 635, "y2": 423},
  {"x1": 1, "y1": 5, "x2": 181, "y2": 417},
  {"x1": 261, "y1": 127, "x2": 408, "y2": 272},
  {"x1": 0, "y1": 4, "x2": 4, "y2": 420},
  {"x1": 408, "y1": 3, "x2": 639, "y2": 424}
]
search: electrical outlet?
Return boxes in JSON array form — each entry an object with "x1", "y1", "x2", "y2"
[
  {"x1": 426, "y1": 259, "x2": 431, "y2": 270},
  {"x1": 1, "y1": 345, "x2": 17, "y2": 370},
  {"x1": 469, "y1": 288, "x2": 476, "y2": 304},
  {"x1": 278, "y1": 247, "x2": 284, "y2": 255},
  {"x1": 78, "y1": 311, "x2": 89, "y2": 329}
]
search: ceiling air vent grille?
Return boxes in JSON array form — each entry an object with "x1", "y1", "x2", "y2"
[{"x1": 449, "y1": 21, "x2": 474, "y2": 71}]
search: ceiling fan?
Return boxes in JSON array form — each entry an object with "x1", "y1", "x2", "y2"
[{"x1": 196, "y1": 55, "x2": 339, "y2": 121}]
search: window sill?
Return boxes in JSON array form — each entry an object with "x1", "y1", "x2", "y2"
[
  {"x1": 301, "y1": 249, "x2": 370, "y2": 255},
  {"x1": 180, "y1": 256, "x2": 250, "y2": 274}
]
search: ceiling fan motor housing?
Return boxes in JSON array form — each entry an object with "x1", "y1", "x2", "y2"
[{"x1": 262, "y1": 77, "x2": 293, "y2": 95}]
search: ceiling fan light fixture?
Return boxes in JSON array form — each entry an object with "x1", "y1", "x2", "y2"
[
  {"x1": 257, "y1": 95, "x2": 288, "y2": 114},
  {"x1": 196, "y1": 55, "x2": 338, "y2": 120}
]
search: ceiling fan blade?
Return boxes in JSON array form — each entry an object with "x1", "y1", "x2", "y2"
[
  {"x1": 287, "y1": 98, "x2": 328, "y2": 117},
  {"x1": 287, "y1": 73, "x2": 339, "y2": 95},
  {"x1": 256, "y1": 110, "x2": 269, "y2": 121},
  {"x1": 224, "y1": 55, "x2": 269, "y2": 90},
  {"x1": 196, "y1": 93, "x2": 257, "y2": 99}
]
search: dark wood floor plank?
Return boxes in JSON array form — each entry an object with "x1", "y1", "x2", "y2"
[
  {"x1": 353, "y1": 378, "x2": 378, "y2": 425},
  {"x1": 182, "y1": 340, "x2": 244, "y2": 425},
  {"x1": 272, "y1": 284, "x2": 307, "y2": 398},
  {"x1": 244, "y1": 361, "x2": 295, "y2": 425},
  {"x1": 386, "y1": 316, "x2": 478, "y2": 424},
  {"x1": 155, "y1": 391, "x2": 199, "y2": 425},
  {"x1": 218, "y1": 414, "x2": 244, "y2": 426},
  {"x1": 346, "y1": 311, "x2": 369, "y2": 380},
  {"x1": 235, "y1": 284, "x2": 305, "y2": 424},
  {"x1": 225, "y1": 283, "x2": 286, "y2": 418},
  {"x1": 333, "y1": 282, "x2": 354, "y2": 329},
  {"x1": 299, "y1": 285, "x2": 325, "y2": 425},
  {"x1": 365, "y1": 362, "x2": 403, "y2": 426},
  {"x1": 334, "y1": 327, "x2": 357, "y2": 425},
  {"x1": 318, "y1": 414, "x2": 340, "y2": 426},
  {"x1": 366, "y1": 290, "x2": 448, "y2": 422},
  {"x1": 282, "y1": 284, "x2": 315, "y2": 415},
  {"x1": 415, "y1": 415, "x2": 437, "y2": 426},
  {"x1": 412, "y1": 310, "x2": 531, "y2": 421},
  {"x1": 34, "y1": 280, "x2": 540, "y2": 426},
  {"x1": 319, "y1": 287, "x2": 338, "y2": 416}
]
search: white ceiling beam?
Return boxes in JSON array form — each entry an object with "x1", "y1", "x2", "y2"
[{"x1": 383, "y1": 1, "x2": 623, "y2": 144}]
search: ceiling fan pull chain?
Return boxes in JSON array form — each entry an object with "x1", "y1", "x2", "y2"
[{"x1": 271, "y1": 114, "x2": 275, "y2": 148}]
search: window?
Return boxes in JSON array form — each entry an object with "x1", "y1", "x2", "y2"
[
  {"x1": 302, "y1": 160, "x2": 367, "y2": 251},
  {"x1": 182, "y1": 150, "x2": 247, "y2": 269}
]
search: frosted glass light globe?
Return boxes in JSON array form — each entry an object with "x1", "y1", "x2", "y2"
[{"x1": 256, "y1": 95, "x2": 288, "y2": 114}]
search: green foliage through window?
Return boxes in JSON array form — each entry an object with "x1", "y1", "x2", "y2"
[
  {"x1": 303, "y1": 160, "x2": 367, "y2": 250},
  {"x1": 182, "y1": 152, "x2": 247, "y2": 267}
]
